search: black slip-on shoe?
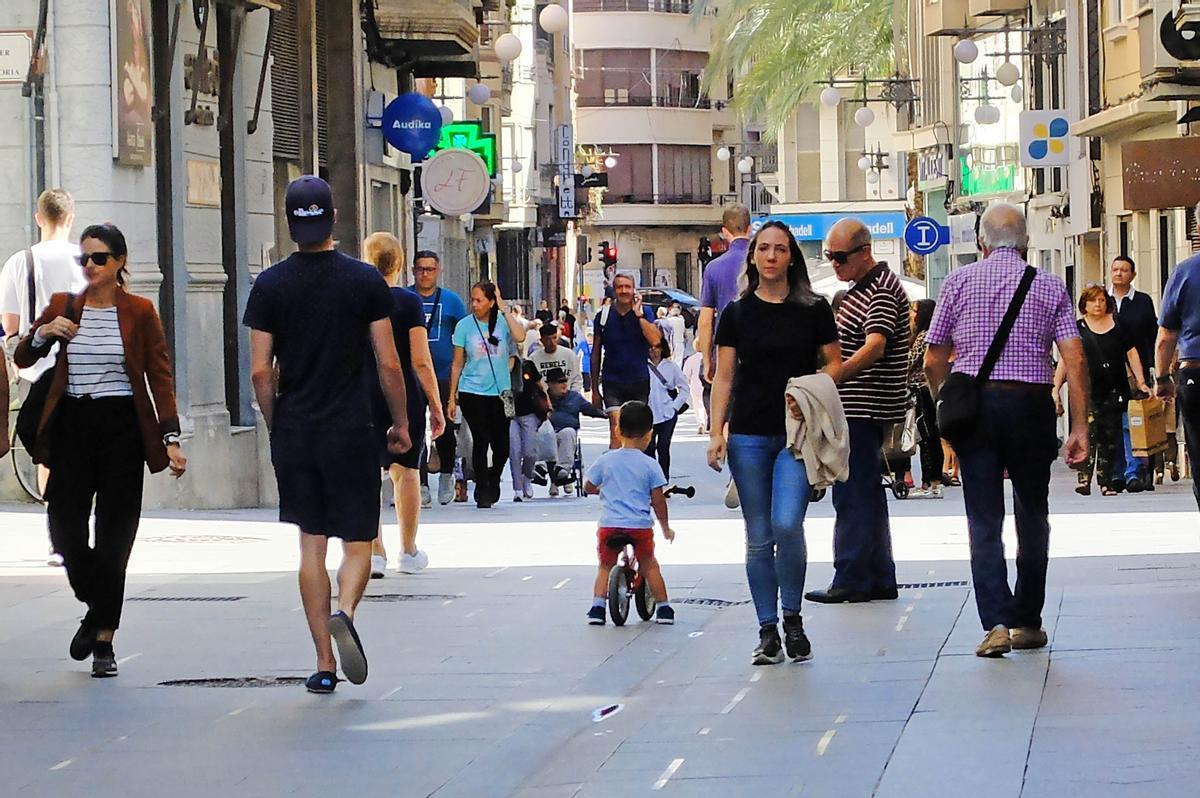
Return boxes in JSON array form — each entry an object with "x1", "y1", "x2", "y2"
[
  {"x1": 804, "y1": 586, "x2": 872, "y2": 604},
  {"x1": 328, "y1": 611, "x2": 368, "y2": 685},
  {"x1": 70, "y1": 620, "x2": 97, "y2": 661},
  {"x1": 870, "y1": 586, "x2": 900, "y2": 601}
]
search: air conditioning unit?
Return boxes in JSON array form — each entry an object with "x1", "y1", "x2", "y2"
[
  {"x1": 924, "y1": 0, "x2": 969, "y2": 35},
  {"x1": 1139, "y1": 0, "x2": 1200, "y2": 78}
]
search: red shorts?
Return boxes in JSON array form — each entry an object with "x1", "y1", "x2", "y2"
[{"x1": 597, "y1": 527, "x2": 655, "y2": 567}]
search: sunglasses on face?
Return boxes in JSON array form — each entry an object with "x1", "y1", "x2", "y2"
[
  {"x1": 76, "y1": 252, "x2": 115, "y2": 267},
  {"x1": 823, "y1": 244, "x2": 868, "y2": 265}
]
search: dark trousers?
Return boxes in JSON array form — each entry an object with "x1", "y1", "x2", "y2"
[
  {"x1": 420, "y1": 378, "x2": 457, "y2": 485},
  {"x1": 956, "y1": 385, "x2": 1058, "y2": 631},
  {"x1": 914, "y1": 386, "x2": 945, "y2": 484},
  {"x1": 645, "y1": 415, "x2": 678, "y2": 480},
  {"x1": 1180, "y1": 368, "x2": 1200, "y2": 511},
  {"x1": 1078, "y1": 395, "x2": 1124, "y2": 490},
  {"x1": 45, "y1": 396, "x2": 145, "y2": 630},
  {"x1": 458, "y1": 392, "x2": 510, "y2": 502},
  {"x1": 832, "y1": 418, "x2": 897, "y2": 593}
]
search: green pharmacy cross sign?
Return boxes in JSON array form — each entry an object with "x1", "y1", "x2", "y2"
[{"x1": 427, "y1": 121, "x2": 497, "y2": 177}]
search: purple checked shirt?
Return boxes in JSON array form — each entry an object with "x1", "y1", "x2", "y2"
[{"x1": 926, "y1": 248, "x2": 1078, "y2": 385}]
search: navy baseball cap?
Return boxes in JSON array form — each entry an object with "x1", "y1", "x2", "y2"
[{"x1": 285, "y1": 175, "x2": 334, "y2": 244}]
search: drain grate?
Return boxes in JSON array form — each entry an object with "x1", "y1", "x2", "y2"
[
  {"x1": 140, "y1": 535, "x2": 268, "y2": 544},
  {"x1": 360, "y1": 593, "x2": 459, "y2": 602},
  {"x1": 897, "y1": 581, "x2": 968, "y2": 589},
  {"x1": 128, "y1": 596, "x2": 245, "y2": 602},
  {"x1": 159, "y1": 676, "x2": 307, "y2": 688},
  {"x1": 674, "y1": 598, "x2": 751, "y2": 607}
]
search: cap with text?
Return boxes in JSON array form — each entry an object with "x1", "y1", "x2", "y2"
[{"x1": 285, "y1": 175, "x2": 334, "y2": 245}]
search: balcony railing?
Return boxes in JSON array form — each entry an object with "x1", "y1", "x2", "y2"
[
  {"x1": 577, "y1": 94, "x2": 710, "y2": 109},
  {"x1": 606, "y1": 192, "x2": 712, "y2": 205},
  {"x1": 574, "y1": 0, "x2": 694, "y2": 12}
]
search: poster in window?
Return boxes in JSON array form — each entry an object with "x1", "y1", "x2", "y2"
[{"x1": 111, "y1": 0, "x2": 152, "y2": 166}]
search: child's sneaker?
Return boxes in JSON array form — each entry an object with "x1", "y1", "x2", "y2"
[
  {"x1": 587, "y1": 606, "x2": 606, "y2": 625},
  {"x1": 655, "y1": 605, "x2": 674, "y2": 625}
]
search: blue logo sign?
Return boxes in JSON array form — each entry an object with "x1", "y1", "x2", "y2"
[
  {"x1": 382, "y1": 93, "x2": 443, "y2": 159},
  {"x1": 903, "y1": 216, "x2": 951, "y2": 255},
  {"x1": 751, "y1": 212, "x2": 908, "y2": 242}
]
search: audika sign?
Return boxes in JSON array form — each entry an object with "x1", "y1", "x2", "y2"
[{"x1": 382, "y1": 92, "x2": 443, "y2": 159}]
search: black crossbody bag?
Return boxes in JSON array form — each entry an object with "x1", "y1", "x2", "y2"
[{"x1": 936, "y1": 266, "x2": 1036, "y2": 445}]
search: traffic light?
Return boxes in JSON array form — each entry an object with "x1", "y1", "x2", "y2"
[{"x1": 599, "y1": 241, "x2": 618, "y2": 268}]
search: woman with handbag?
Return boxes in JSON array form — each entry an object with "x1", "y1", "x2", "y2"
[
  {"x1": 448, "y1": 281, "x2": 527, "y2": 508},
  {"x1": 509, "y1": 359, "x2": 550, "y2": 502},
  {"x1": 14, "y1": 223, "x2": 186, "y2": 678},
  {"x1": 646, "y1": 337, "x2": 690, "y2": 484}
]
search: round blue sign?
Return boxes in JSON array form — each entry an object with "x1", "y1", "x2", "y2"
[
  {"x1": 904, "y1": 216, "x2": 949, "y2": 256},
  {"x1": 382, "y1": 93, "x2": 443, "y2": 158}
]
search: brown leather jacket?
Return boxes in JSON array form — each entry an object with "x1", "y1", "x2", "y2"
[{"x1": 15, "y1": 290, "x2": 181, "y2": 473}]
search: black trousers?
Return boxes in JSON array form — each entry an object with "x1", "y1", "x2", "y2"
[
  {"x1": 45, "y1": 396, "x2": 146, "y2": 630},
  {"x1": 458, "y1": 392, "x2": 510, "y2": 502},
  {"x1": 645, "y1": 415, "x2": 679, "y2": 480},
  {"x1": 420, "y1": 377, "x2": 457, "y2": 485},
  {"x1": 1179, "y1": 367, "x2": 1200, "y2": 511}
]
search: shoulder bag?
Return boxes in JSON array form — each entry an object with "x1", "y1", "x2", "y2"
[
  {"x1": 16, "y1": 291, "x2": 79, "y2": 452},
  {"x1": 936, "y1": 266, "x2": 1036, "y2": 446},
  {"x1": 648, "y1": 359, "x2": 688, "y2": 416},
  {"x1": 473, "y1": 316, "x2": 516, "y2": 418}
]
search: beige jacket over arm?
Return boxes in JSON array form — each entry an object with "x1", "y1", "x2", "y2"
[{"x1": 784, "y1": 373, "x2": 850, "y2": 488}]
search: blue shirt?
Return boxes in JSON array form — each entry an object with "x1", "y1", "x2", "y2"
[
  {"x1": 700, "y1": 237, "x2": 749, "y2": 314},
  {"x1": 243, "y1": 250, "x2": 394, "y2": 430},
  {"x1": 584, "y1": 447, "x2": 667, "y2": 529},
  {"x1": 549, "y1": 389, "x2": 607, "y2": 432},
  {"x1": 408, "y1": 285, "x2": 467, "y2": 381},
  {"x1": 1161, "y1": 253, "x2": 1200, "y2": 361},
  {"x1": 453, "y1": 313, "x2": 513, "y2": 396},
  {"x1": 576, "y1": 338, "x2": 592, "y2": 374},
  {"x1": 597, "y1": 304, "x2": 656, "y2": 384}
]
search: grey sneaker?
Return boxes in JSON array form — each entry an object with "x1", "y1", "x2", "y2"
[
  {"x1": 397, "y1": 550, "x2": 429, "y2": 574},
  {"x1": 438, "y1": 472, "x2": 455, "y2": 505},
  {"x1": 420, "y1": 485, "x2": 432, "y2": 509}
]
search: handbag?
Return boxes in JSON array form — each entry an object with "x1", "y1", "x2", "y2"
[
  {"x1": 473, "y1": 316, "x2": 516, "y2": 419},
  {"x1": 16, "y1": 289, "x2": 79, "y2": 452},
  {"x1": 936, "y1": 266, "x2": 1036, "y2": 446},
  {"x1": 649, "y1": 359, "x2": 688, "y2": 416}
]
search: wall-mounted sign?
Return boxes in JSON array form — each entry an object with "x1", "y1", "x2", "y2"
[
  {"x1": 1019, "y1": 110, "x2": 1071, "y2": 168},
  {"x1": 420, "y1": 148, "x2": 491, "y2": 217},
  {"x1": 752, "y1": 211, "x2": 908, "y2": 242},
  {"x1": 917, "y1": 146, "x2": 948, "y2": 190},
  {"x1": 1122, "y1": 137, "x2": 1200, "y2": 211},
  {"x1": 186, "y1": 158, "x2": 221, "y2": 207},
  {"x1": 382, "y1": 92, "x2": 442, "y2": 158},
  {"x1": 557, "y1": 124, "x2": 576, "y2": 218},
  {"x1": 904, "y1": 216, "x2": 951, "y2": 256},
  {"x1": 0, "y1": 30, "x2": 33, "y2": 85},
  {"x1": 111, "y1": 0, "x2": 152, "y2": 166},
  {"x1": 427, "y1": 121, "x2": 497, "y2": 177}
]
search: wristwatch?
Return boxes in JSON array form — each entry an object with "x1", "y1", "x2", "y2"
[
  {"x1": 162, "y1": 432, "x2": 181, "y2": 447},
  {"x1": 1156, "y1": 374, "x2": 1174, "y2": 385}
]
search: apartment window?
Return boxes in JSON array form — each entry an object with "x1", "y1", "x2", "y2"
[
  {"x1": 604, "y1": 144, "x2": 654, "y2": 203},
  {"x1": 577, "y1": 49, "x2": 652, "y2": 107},
  {"x1": 657, "y1": 145, "x2": 712, "y2": 204},
  {"x1": 675, "y1": 252, "x2": 692, "y2": 294},
  {"x1": 641, "y1": 252, "x2": 655, "y2": 286},
  {"x1": 655, "y1": 50, "x2": 708, "y2": 108}
]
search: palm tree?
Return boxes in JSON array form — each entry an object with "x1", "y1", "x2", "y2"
[{"x1": 696, "y1": 0, "x2": 902, "y2": 136}]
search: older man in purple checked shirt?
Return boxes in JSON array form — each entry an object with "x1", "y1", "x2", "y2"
[{"x1": 923, "y1": 204, "x2": 1089, "y2": 660}]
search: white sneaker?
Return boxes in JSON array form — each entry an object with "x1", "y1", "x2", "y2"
[
  {"x1": 370, "y1": 554, "x2": 387, "y2": 579},
  {"x1": 438, "y1": 473, "x2": 455, "y2": 505},
  {"x1": 522, "y1": 488, "x2": 534, "y2": 500},
  {"x1": 550, "y1": 483, "x2": 560, "y2": 497},
  {"x1": 398, "y1": 550, "x2": 429, "y2": 574},
  {"x1": 564, "y1": 482, "x2": 575, "y2": 495},
  {"x1": 724, "y1": 480, "x2": 740, "y2": 509},
  {"x1": 420, "y1": 485, "x2": 432, "y2": 509},
  {"x1": 929, "y1": 484, "x2": 944, "y2": 498}
]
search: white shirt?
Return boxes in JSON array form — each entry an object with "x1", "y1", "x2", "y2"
[
  {"x1": 1109, "y1": 286, "x2": 1136, "y2": 313},
  {"x1": 63, "y1": 306, "x2": 133, "y2": 398},
  {"x1": 647, "y1": 358, "x2": 690, "y2": 424},
  {"x1": 0, "y1": 240, "x2": 86, "y2": 382},
  {"x1": 529, "y1": 344, "x2": 584, "y2": 393}
]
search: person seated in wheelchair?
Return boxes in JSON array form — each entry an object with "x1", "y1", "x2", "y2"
[
  {"x1": 583, "y1": 401, "x2": 675, "y2": 626},
  {"x1": 545, "y1": 367, "x2": 607, "y2": 489}
]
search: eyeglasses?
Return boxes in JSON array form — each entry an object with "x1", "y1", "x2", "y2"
[
  {"x1": 823, "y1": 244, "x2": 868, "y2": 265},
  {"x1": 76, "y1": 252, "x2": 114, "y2": 267},
  {"x1": 413, "y1": 266, "x2": 438, "y2": 274}
]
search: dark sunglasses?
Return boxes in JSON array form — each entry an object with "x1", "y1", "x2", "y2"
[
  {"x1": 76, "y1": 252, "x2": 115, "y2": 267},
  {"x1": 823, "y1": 244, "x2": 868, "y2": 265}
]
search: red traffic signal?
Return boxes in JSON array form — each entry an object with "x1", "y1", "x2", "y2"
[{"x1": 599, "y1": 241, "x2": 618, "y2": 267}]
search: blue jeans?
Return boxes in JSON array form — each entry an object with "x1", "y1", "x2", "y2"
[
  {"x1": 1119, "y1": 413, "x2": 1148, "y2": 484},
  {"x1": 956, "y1": 385, "x2": 1058, "y2": 630},
  {"x1": 831, "y1": 419, "x2": 897, "y2": 593},
  {"x1": 727, "y1": 434, "x2": 811, "y2": 626}
]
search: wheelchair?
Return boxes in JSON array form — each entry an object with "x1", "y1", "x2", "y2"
[{"x1": 605, "y1": 534, "x2": 655, "y2": 626}]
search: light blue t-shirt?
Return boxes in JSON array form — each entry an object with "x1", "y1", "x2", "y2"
[
  {"x1": 1161, "y1": 253, "x2": 1200, "y2": 361},
  {"x1": 584, "y1": 448, "x2": 667, "y2": 529},
  {"x1": 453, "y1": 313, "x2": 513, "y2": 396}
]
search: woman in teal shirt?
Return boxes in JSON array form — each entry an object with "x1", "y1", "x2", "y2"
[{"x1": 448, "y1": 281, "x2": 528, "y2": 508}]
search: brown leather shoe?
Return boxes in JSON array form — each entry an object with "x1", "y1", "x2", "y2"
[
  {"x1": 975, "y1": 625, "x2": 1011, "y2": 657},
  {"x1": 1011, "y1": 627, "x2": 1048, "y2": 650}
]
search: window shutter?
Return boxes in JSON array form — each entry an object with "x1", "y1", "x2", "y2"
[{"x1": 270, "y1": 0, "x2": 300, "y2": 161}]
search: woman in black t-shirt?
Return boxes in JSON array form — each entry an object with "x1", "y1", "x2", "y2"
[
  {"x1": 1054, "y1": 285, "x2": 1151, "y2": 496},
  {"x1": 707, "y1": 222, "x2": 842, "y2": 666}
]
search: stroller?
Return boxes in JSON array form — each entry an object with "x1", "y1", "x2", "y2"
[{"x1": 881, "y1": 390, "x2": 920, "y2": 500}]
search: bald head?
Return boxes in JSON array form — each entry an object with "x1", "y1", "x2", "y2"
[
  {"x1": 827, "y1": 218, "x2": 872, "y2": 251},
  {"x1": 978, "y1": 203, "x2": 1028, "y2": 254},
  {"x1": 826, "y1": 217, "x2": 876, "y2": 282}
]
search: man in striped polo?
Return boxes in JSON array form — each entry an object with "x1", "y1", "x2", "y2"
[{"x1": 806, "y1": 218, "x2": 909, "y2": 605}]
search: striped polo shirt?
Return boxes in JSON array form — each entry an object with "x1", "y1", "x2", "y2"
[
  {"x1": 836, "y1": 262, "x2": 910, "y2": 422},
  {"x1": 66, "y1": 306, "x2": 133, "y2": 398}
]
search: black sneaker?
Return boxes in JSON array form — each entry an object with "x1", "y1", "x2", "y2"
[
  {"x1": 70, "y1": 620, "x2": 96, "y2": 661},
  {"x1": 655, "y1": 605, "x2": 675, "y2": 625},
  {"x1": 587, "y1": 606, "x2": 606, "y2": 625},
  {"x1": 752, "y1": 624, "x2": 784, "y2": 665},
  {"x1": 1127, "y1": 478, "x2": 1144, "y2": 493},
  {"x1": 782, "y1": 615, "x2": 812, "y2": 662},
  {"x1": 91, "y1": 641, "x2": 118, "y2": 678}
]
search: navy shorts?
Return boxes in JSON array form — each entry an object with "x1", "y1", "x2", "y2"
[
  {"x1": 376, "y1": 401, "x2": 426, "y2": 470},
  {"x1": 601, "y1": 380, "x2": 651, "y2": 411},
  {"x1": 270, "y1": 426, "x2": 380, "y2": 542}
]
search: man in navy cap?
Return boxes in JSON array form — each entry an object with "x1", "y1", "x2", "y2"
[{"x1": 244, "y1": 175, "x2": 412, "y2": 694}]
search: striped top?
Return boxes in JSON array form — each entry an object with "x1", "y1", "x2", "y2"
[
  {"x1": 66, "y1": 306, "x2": 133, "y2": 398},
  {"x1": 836, "y1": 263, "x2": 911, "y2": 422}
]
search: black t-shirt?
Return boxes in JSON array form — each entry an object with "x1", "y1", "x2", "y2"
[
  {"x1": 369, "y1": 287, "x2": 427, "y2": 428},
  {"x1": 242, "y1": 250, "x2": 394, "y2": 430},
  {"x1": 715, "y1": 292, "x2": 839, "y2": 436},
  {"x1": 1079, "y1": 319, "x2": 1132, "y2": 401}
]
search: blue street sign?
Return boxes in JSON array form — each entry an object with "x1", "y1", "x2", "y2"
[
  {"x1": 904, "y1": 216, "x2": 951, "y2": 255},
  {"x1": 381, "y1": 93, "x2": 443, "y2": 158}
]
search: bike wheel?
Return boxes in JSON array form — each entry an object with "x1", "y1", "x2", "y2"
[
  {"x1": 634, "y1": 575, "x2": 656, "y2": 621},
  {"x1": 10, "y1": 429, "x2": 42, "y2": 502},
  {"x1": 607, "y1": 564, "x2": 631, "y2": 626},
  {"x1": 891, "y1": 480, "x2": 908, "y2": 500}
]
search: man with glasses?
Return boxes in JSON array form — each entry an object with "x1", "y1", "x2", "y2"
[
  {"x1": 805, "y1": 218, "x2": 909, "y2": 605},
  {"x1": 408, "y1": 251, "x2": 468, "y2": 506},
  {"x1": 1156, "y1": 229, "x2": 1200, "y2": 512}
]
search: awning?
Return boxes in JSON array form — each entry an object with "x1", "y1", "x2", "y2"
[{"x1": 371, "y1": 0, "x2": 479, "y2": 56}]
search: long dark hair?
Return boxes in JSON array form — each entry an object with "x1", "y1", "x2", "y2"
[
  {"x1": 472, "y1": 280, "x2": 500, "y2": 338},
  {"x1": 741, "y1": 221, "x2": 815, "y2": 305},
  {"x1": 80, "y1": 222, "x2": 130, "y2": 287},
  {"x1": 913, "y1": 299, "x2": 936, "y2": 335}
]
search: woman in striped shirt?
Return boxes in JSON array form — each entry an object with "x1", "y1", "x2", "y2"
[{"x1": 16, "y1": 223, "x2": 186, "y2": 679}]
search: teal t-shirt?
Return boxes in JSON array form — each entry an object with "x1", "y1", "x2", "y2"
[{"x1": 453, "y1": 313, "x2": 513, "y2": 396}]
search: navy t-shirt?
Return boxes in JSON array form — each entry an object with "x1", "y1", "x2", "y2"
[
  {"x1": 369, "y1": 287, "x2": 427, "y2": 428},
  {"x1": 243, "y1": 250, "x2": 394, "y2": 430},
  {"x1": 598, "y1": 304, "x2": 656, "y2": 384}
]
